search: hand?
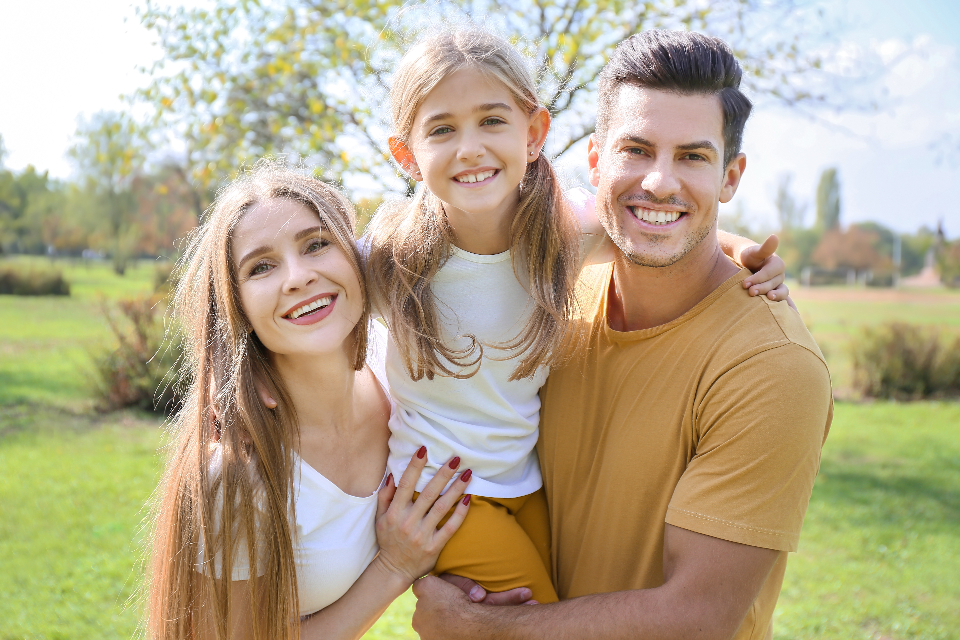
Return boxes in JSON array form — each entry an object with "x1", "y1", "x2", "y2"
[
  {"x1": 413, "y1": 575, "x2": 485, "y2": 640},
  {"x1": 741, "y1": 235, "x2": 790, "y2": 304},
  {"x1": 374, "y1": 448, "x2": 472, "y2": 584},
  {"x1": 440, "y1": 574, "x2": 537, "y2": 605}
]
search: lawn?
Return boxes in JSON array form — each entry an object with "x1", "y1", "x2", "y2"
[{"x1": 1, "y1": 261, "x2": 959, "y2": 639}]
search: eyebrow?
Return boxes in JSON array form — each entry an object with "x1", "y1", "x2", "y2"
[
  {"x1": 422, "y1": 102, "x2": 514, "y2": 126},
  {"x1": 622, "y1": 136, "x2": 719, "y2": 156},
  {"x1": 236, "y1": 225, "x2": 324, "y2": 271}
]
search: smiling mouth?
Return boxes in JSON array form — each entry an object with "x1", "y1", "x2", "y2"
[
  {"x1": 627, "y1": 207, "x2": 685, "y2": 226},
  {"x1": 285, "y1": 295, "x2": 333, "y2": 319},
  {"x1": 454, "y1": 170, "x2": 498, "y2": 184}
]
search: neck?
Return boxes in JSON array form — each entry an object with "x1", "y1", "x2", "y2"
[
  {"x1": 607, "y1": 230, "x2": 741, "y2": 332},
  {"x1": 270, "y1": 339, "x2": 358, "y2": 438},
  {"x1": 443, "y1": 191, "x2": 518, "y2": 255}
]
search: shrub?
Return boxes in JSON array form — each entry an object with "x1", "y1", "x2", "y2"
[
  {"x1": 0, "y1": 264, "x2": 70, "y2": 296},
  {"x1": 93, "y1": 296, "x2": 182, "y2": 414},
  {"x1": 851, "y1": 322, "x2": 960, "y2": 400}
]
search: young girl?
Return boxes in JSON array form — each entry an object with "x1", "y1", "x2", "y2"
[{"x1": 364, "y1": 29, "x2": 787, "y2": 603}]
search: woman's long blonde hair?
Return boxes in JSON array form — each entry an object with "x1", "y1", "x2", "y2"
[
  {"x1": 365, "y1": 29, "x2": 580, "y2": 381},
  {"x1": 147, "y1": 162, "x2": 368, "y2": 640}
]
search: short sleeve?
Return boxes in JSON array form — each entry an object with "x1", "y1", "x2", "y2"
[{"x1": 665, "y1": 343, "x2": 833, "y2": 552}]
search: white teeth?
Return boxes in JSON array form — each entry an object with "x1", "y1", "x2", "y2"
[
  {"x1": 630, "y1": 208, "x2": 682, "y2": 225},
  {"x1": 289, "y1": 296, "x2": 332, "y2": 319},
  {"x1": 455, "y1": 170, "x2": 496, "y2": 183}
]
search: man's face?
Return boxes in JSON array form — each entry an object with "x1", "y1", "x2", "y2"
[{"x1": 588, "y1": 85, "x2": 745, "y2": 267}]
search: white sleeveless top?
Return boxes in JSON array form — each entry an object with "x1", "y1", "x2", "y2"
[{"x1": 202, "y1": 321, "x2": 392, "y2": 616}]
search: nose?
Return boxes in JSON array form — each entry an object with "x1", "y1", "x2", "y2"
[
  {"x1": 640, "y1": 158, "x2": 681, "y2": 200},
  {"x1": 281, "y1": 255, "x2": 317, "y2": 294},
  {"x1": 457, "y1": 129, "x2": 485, "y2": 162}
]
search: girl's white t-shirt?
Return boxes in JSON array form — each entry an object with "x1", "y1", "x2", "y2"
[
  {"x1": 201, "y1": 321, "x2": 392, "y2": 616},
  {"x1": 380, "y1": 189, "x2": 609, "y2": 498}
]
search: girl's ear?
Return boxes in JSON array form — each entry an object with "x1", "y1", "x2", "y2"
[
  {"x1": 526, "y1": 107, "x2": 551, "y2": 163},
  {"x1": 388, "y1": 137, "x2": 423, "y2": 181}
]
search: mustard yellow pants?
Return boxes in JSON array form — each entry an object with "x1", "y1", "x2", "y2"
[{"x1": 425, "y1": 488, "x2": 558, "y2": 604}]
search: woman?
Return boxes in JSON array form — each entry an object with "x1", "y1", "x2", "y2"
[{"x1": 147, "y1": 162, "x2": 472, "y2": 640}]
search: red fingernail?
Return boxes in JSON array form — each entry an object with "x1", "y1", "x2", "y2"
[
  {"x1": 417, "y1": 446, "x2": 426, "y2": 459},
  {"x1": 385, "y1": 473, "x2": 393, "y2": 486},
  {"x1": 459, "y1": 469, "x2": 472, "y2": 483},
  {"x1": 462, "y1": 495, "x2": 471, "y2": 506},
  {"x1": 448, "y1": 456, "x2": 461, "y2": 469}
]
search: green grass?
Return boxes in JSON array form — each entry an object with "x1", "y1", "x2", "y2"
[
  {"x1": 774, "y1": 402, "x2": 960, "y2": 640},
  {"x1": 790, "y1": 286, "x2": 960, "y2": 393},
  {"x1": 0, "y1": 257, "x2": 161, "y2": 409},
  {"x1": 2, "y1": 403, "x2": 956, "y2": 639},
  {"x1": 1, "y1": 267, "x2": 958, "y2": 638}
]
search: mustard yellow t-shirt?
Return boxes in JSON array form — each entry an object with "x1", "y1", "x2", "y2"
[{"x1": 538, "y1": 264, "x2": 832, "y2": 640}]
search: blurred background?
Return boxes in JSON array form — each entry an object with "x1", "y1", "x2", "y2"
[{"x1": 0, "y1": 1, "x2": 957, "y2": 638}]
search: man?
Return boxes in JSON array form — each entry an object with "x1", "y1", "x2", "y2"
[{"x1": 411, "y1": 29, "x2": 833, "y2": 640}]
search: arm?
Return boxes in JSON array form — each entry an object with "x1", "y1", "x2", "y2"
[
  {"x1": 412, "y1": 526, "x2": 778, "y2": 640},
  {"x1": 300, "y1": 450, "x2": 472, "y2": 640},
  {"x1": 214, "y1": 450, "x2": 472, "y2": 640}
]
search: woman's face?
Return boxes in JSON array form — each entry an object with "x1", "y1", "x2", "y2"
[{"x1": 232, "y1": 198, "x2": 362, "y2": 360}]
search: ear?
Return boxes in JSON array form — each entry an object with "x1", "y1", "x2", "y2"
[
  {"x1": 526, "y1": 107, "x2": 551, "y2": 163},
  {"x1": 587, "y1": 134, "x2": 601, "y2": 188},
  {"x1": 719, "y1": 153, "x2": 746, "y2": 203},
  {"x1": 388, "y1": 136, "x2": 422, "y2": 181}
]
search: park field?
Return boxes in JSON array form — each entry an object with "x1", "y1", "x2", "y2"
[{"x1": 1, "y1": 257, "x2": 959, "y2": 639}]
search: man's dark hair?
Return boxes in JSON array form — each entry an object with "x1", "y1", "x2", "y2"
[{"x1": 596, "y1": 30, "x2": 752, "y2": 168}]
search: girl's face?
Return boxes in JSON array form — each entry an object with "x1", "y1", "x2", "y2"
[
  {"x1": 396, "y1": 67, "x2": 549, "y2": 234},
  {"x1": 232, "y1": 198, "x2": 363, "y2": 361}
]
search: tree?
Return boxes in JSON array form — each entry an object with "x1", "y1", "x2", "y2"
[
  {"x1": 69, "y1": 111, "x2": 145, "y2": 274},
  {"x1": 815, "y1": 167, "x2": 841, "y2": 232},
  {"x1": 136, "y1": 0, "x2": 841, "y2": 197},
  {"x1": 811, "y1": 226, "x2": 889, "y2": 273}
]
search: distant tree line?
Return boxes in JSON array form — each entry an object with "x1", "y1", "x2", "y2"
[{"x1": 5, "y1": 0, "x2": 958, "y2": 285}]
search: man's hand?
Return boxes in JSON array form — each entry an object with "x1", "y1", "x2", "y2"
[
  {"x1": 740, "y1": 235, "x2": 797, "y2": 311},
  {"x1": 413, "y1": 576, "x2": 486, "y2": 640},
  {"x1": 440, "y1": 574, "x2": 536, "y2": 605}
]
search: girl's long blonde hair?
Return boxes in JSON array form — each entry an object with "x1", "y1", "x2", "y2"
[
  {"x1": 365, "y1": 29, "x2": 580, "y2": 381},
  {"x1": 147, "y1": 162, "x2": 368, "y2": 640}
]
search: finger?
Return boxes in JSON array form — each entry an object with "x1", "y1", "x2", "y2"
[
  {"x1": 424, "y1": 468, "x2": 471, "y2": 530},
  {"x1": 434, "y1": 493, "x2": 471, "y2": 546},
  {"x1": 749, "y1": 272, "x2": 785, "y2": 297},
  {"x1": 786, "y1": 295, "x2": 799, "y2": 312},
  {"x1": 740, "y1": 234, "x2": 779, "y2": 271},
  {"x1": 414, "y1": 456, "x2": 462, "y2": 519},
  {"x1": 439, "y1": 574, "x2": 487, "y2": 602},
  {"x1": 482, "y1": 587, "x2": 533, "y2": 606},
  {"x1": 254, "y1": 376, "x2": 277, "y2": 409},
  {"x1": 744, "y1": 256, "x2": 785, "y2": 294},
  {"x1": 766, "y1": 283, "x2": 790, "y2": 302},
  {"x1": 376, "y1": 473, "x2": 396, "y2": 521},
  {"x1": 394, "y1": 446, "x2": 428, "y2": 506}
]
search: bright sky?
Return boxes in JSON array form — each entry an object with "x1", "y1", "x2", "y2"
[{"x1": 0, "y1": 0, "x2": 958, "y2": 236}]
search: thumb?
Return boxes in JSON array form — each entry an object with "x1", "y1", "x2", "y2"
[{"x1": 743, "y1": 234, "x2": 779, "y2": 267}]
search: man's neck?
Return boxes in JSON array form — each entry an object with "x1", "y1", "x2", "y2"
[{"x1": 607, "y1": 235, "x2": 741, "y2": 333}]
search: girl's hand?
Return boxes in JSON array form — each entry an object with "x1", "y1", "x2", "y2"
[
  {"x1": 740, "y1": 235, "x2": 795, "y2": 309},
  {"x1": 374, "y1": 447, "x2": 472, "y2": 584}
]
